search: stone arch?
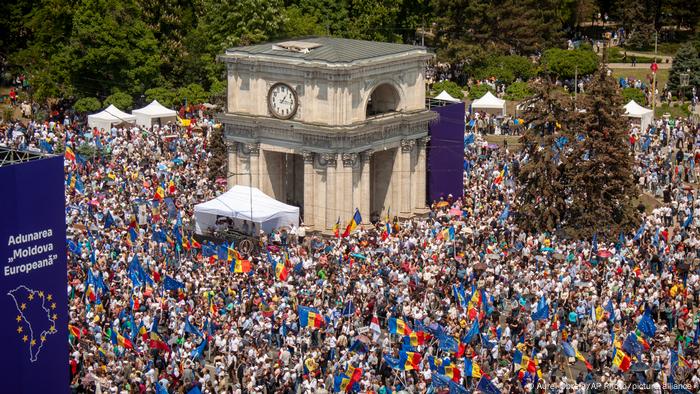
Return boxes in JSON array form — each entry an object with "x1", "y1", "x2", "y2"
[{"x1": 365, "y1": 82, "x2": 402, "y2": 118}]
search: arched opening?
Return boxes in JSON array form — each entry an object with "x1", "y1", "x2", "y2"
[{"x1": 366, "y1": 83, "x2": 400, "y2": 118}]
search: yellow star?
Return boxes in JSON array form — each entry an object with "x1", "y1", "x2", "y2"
[
  {"x1": 20, "y1": 303, "x2": 26, "y2": 310},
  {"x1": 51, "y1": 303, "x2": 56, "y2": 310},
  {"x1": 41, "y1": 335, "x2": 46, "y2": 342},
  {"x1": 28, "y1": 293, "x2": 34, "y2": 301},
  {"x1": 30, "y1": 339, "x2": 36, "y2": 346},
  {"x1": 52, "y1": 314, "x2": 57, "y2": 320},
  {"x1": 17, "y1": 326, "x2": 23, "y2": 333},
  {"x1": 16, "y1": 315, "x2": 22, "y2": 322},
  {"x1": 22, "y1": 335, "x2": 28, "y2": 342},
  {"x1": 38, "y1": 291, "x2": 44, "y2": 298},
  {"x1": 47, "y1": 294, "x2": 53, "y2": 301},
  {"x1": 50, "y1": 325, "x2": 56, "y2": 333}
]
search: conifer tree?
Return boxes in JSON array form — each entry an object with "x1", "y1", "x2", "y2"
[
  {"x1": 516, "y1": 79, "x2": 574, "y2": 233},
  {"x1": 564, "y1": 65, "x2": 640, "y2": 239},
  {"x1": 207, "y1": 126, "x2": 228, "y2": 182}
]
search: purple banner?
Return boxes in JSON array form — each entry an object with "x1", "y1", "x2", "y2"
[{"x1": 427, "y1": 102, "x2": 465, "y2": 202}]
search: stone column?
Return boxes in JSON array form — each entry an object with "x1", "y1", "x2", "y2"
[
  {"x1": 342, "y1": 153, "x2": 359, "y2": 220},
  {"x1": 399, "y1": 139, "x2": 416, "y2": 214},
  {"x1": 323, "y1": 153, "x2": 338, "y2": 230},
  {"x1": 241, "y1": 143, "x2": 260, "y2": 188},
  {"x1": 415, "y1": 136, "x2": 429, "y2": 209},
  {"x1": 226, "y1": 141, "x2": 238, "y2": 189},
  {"x1": 302, "y1": 151, "x2": 315, "y2": 229},
  {"x1": 358, "y1": 151, "x2": 371, "y2": 223}
]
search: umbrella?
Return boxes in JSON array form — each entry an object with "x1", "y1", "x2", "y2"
[
  {"x1": 350, "y1": 253, "x2": 366, "y2": 260},
  {"x1": 436, "y1": 201, "x2": 450, "y2": 208},
  {"x1": 486, "y1": 254, "x2": 500, "y2": 260},
  {"x1": 597, "y1": 249, "x2": 613, "y2": 258},
  {"x1": 449, "y1": 207, "x2": 462, "y2": 216},
  {"x1": 629, "y1": 362, "x2": 650, "y2": 372}
]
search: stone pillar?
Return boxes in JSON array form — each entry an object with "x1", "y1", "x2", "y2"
[
  {"x1": 226, "y1": 141, "x2": 238, "y2": 189},
  {"x1": 342, "y1": 153, "x2": 358, "y2": 220},
  {"x1": 415, "y1": 136, "x2": 429, "y2": 209},
  {"x1": 302, "y1": 151, "x2": 315, "y2": 228},
  {"x1": 358, "y1": 151, "x2": 371, "y2": 223},
  {"x1": 241, "y1": 143, "x2": 260, "y2": 188},
  {"x1": 323, "y1": 153, "x2": 338, "y2": 230},
  {"x1": 399, "y1": 139, "x2": 416, "y2": 214},
  {"x1": 390, "y1": 147, "x2": 401, "y2": 216}
]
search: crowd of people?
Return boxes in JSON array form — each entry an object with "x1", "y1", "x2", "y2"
[{"x1": 1, "y1": 102, "x2": 700, "y2": 394}]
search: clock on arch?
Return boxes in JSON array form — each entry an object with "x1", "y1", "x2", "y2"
[{"x1": 267, "y1": 82, "x2": 298, "y2": 119}]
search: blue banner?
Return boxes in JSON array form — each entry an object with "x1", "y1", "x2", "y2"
[{"x1": 0, "y1": 155, "x2": 69, "y2": 393}]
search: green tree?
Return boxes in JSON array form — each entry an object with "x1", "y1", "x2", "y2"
[
  {"x1": 175, "y1": 83, "x2": 208, "y2": 106},
  {"x1": 668, "y1": 43, "x2": 700, "y2": 98},
  {"x1": 432, "y1": 80, "x2": 464, "y2": 99},
  {"x1": 621, "y1": 87, "x2": 646, "y2": 105},
  {"x1": 73, "y1": 97, "x2": 102, "y2": 113},
  {"x1": 184, "y1": 0, "x2": 286, "y2": 88},
  {"x1": 504, "y1": 81, "x2": 533, "y2": 101},
  {"x1": 58, "y1": 0, "x2": 162, "y2": 99},
  {"x1": 282, "y1": 5, "x2": 327, "y2": 37},
  {"x1": 104, "y1": 91, "x2": 134, "y2": 110},
  {"x1": 516, "y1": 79, "x2": 574, "y2": 233},
  {"x1": 145, "y1": 87, "x2": 177, "y2": 108},
  {"x1": 564, "y1": 66, "x2": 640, "y2": 239},
  {"x1": 541, "y1": 48, "x2": 599, "y2": 79}
]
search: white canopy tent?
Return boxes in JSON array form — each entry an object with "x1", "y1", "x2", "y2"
[
  {"x1": 434, "y1": 90, "x2": 461, "y2": 103},
  {"x1": 132, "y1": 100, "x2": 177, "y2": 127},
  {"x1": 624, "y1": 100, "x2": 654, "y2": 131},
  {"x1": 471, "y1": 91, "x2": 506, "y2": 116},
  {"x1": 87, "y1": 105, "x2": 136, "y2": 131},
  {"x1": 194, "y1": 185, "x2": 300, "y2": 235}
]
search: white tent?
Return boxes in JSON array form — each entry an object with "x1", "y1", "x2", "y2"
[
  {"x1": 194, "y1": 185, "x2": 299, "y2": 235},
  {"x1": 624, "y1": 100, "x2": 654, "y2": 131},
  {"x1": 87, "y1": 105, "x2": 136, "y2": 131},
  {"x1": 132, "y1": 100, "x2": 177, "y2": 127},
  {"x1": 471, "y1": 91, "x2": 506, "y2": 116},
  {"x1": 434, "y1": 90, "x2": 461, "y2": 103}
]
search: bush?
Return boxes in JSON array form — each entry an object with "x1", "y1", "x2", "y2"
[
  {"x1": 432, "y1": 80, "x2": 464, "y2": 100},
  {"x1": 504, "y1": 81, "x2": 533, "y2": 101},
  {"x1": 621, "y1": 88, "x2": 646, "y2": 105},
  {"x1": 468, "y1": 84, "x2": 494, "y2": 100},
  {"x1": 103, "y1": 91, "x2": 133, "y2": 110},
  {"x1": 541, "y1": 48, "x2": 599, "y2": 78},
  {"x1": 73, "y1": 97, "x2": 102, "y2": 113}
]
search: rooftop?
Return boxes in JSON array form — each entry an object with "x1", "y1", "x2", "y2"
[{"x1": 223, "y1": 36, "x2": 428, "y2": 65}]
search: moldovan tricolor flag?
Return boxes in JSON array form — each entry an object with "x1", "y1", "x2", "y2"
[
  {"x1": 333, "y1": 217, "x2": 340, "y2": 238},
  {"x1": 388, "y1": 317, "x2": 412, "y2": 335},
  {"x1": 65, "y1": 146, "x2": 76, "y2": 161},
  {"x1": 342, "y1": 209, "x2": 362, "y2": 237},
  {"x1": 298, "y1": 306, "x2": 324, "y2": 329},
  {"x1": 154, "y1": 186, "x2": 165, "y2": 201}
]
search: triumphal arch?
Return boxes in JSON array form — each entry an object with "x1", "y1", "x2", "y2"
[{"x1": 218, "y1": 37, "x2": 434, "y2": 230}]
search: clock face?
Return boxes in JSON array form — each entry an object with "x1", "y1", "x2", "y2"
[{"x1": 267, "y1": 83, "x2": 298, "y2": 119}]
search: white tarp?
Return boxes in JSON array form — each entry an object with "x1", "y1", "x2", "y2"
[
  {"x1": 471, "y1": 91, "x2": 506, "y2": 115},
  {"x1": 624, "y1": 100, "x2": 654, "y2": 131},
  {"x1": 434, "y1": 90, "x2": 461, "y2": 103},
  {"x1": 87, "y1": 105, "x2": 136, "y2": 131},
  {"x1": 132, "y1": 100, "x2": 177, "y2": 127},
  {"x1": 194, "y1": 185, "x2": 299, "y2": 235}
]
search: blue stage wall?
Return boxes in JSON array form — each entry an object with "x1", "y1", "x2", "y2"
[{"x1": 427, "y1": 102, "x2": 465, "y2": 202}]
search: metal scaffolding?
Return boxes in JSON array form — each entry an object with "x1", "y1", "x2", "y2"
[{"x1": 0, "y1": 147, "x2": 53, "y2": 168}]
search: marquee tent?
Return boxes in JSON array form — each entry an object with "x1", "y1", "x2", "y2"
[
  {"x1": 87, "y1": 105, "x2": 136, "y2": 131},
  {"x1": 132, "y1": 100, "x2": 177, "y2": 127},
  {"x1": 624, "y1": 100, "x2": 654, "y2": 131},
  {"x1": 434, "y1": 90, "x2": 461, "y2": 103},
  {"x1": 194, "y1": 185, "x2": 300, "y2": 235},
  {"x1": 471, "y1": 91, "x2": 506, "y2": 116}
]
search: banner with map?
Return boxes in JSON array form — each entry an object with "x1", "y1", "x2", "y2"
[{"x1": 0, "y1": 154, "x2": 68, "y2": 393}]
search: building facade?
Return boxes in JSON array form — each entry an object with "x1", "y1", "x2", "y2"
[{"x1": 218, "y1": 37, "x2": 435, "y2": 230}]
